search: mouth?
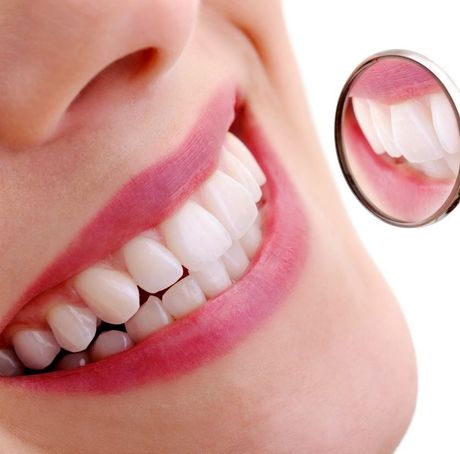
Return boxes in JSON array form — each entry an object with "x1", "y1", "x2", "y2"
[{"x1": 0, "y1": 88, "x2": 309, "y2": 393}]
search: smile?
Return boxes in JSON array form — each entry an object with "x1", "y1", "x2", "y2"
[{"x1": 0, "y1": 89, "x2": 309, "y2": 393}]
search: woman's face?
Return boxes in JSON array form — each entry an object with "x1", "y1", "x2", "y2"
[{"x1": 0, "y1": 1, "x2": 416, "y2": 452}]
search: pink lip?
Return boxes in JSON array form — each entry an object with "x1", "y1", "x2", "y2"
[
  {"x1": 350, "y1": 58, "x2": 441, "y2": 104},
  {"x1": 0, "y1": 95, "x2": 309, "y2": 393},
  {"x1": 343, "y1": 105, "x2": 452, "y2": 222}
]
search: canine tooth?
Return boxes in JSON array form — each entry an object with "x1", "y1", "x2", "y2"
[
  {"x1": 415, "y1": 158, "x2": 453, "y2": 179},
  {"x1": 225, "y1": 133, "x2": 266, "y2": 185},
  {"x1": 221, "y1": 240, "x2": 249, "y2": 281},
  {"x1": 444, "y1": 153, "x2": 460, "y2": 174},
  {"x1": 74, "y1": 267, "x2": 139, "y2": 324},
  {"x1": 220, "y1": 148, "x2": 263, "y2": 201},
  {"x1": 162, "y1": 276, "x2": 206, "y2": 319},
  {"x1": 391, "y1": 98, "x2": 444, "y2": 163},
  {"x1": 430, "y1": 92, "x2": 460, "y2": 155},
  {"x1": 56, "y1": 352, "x2": 91, "y2": 370},
  {"x1": 190, "y1": 259, "x2": 232, "y2": 298},
  {"x1": 352, "y1": 98, "x2": 385, "y2": 154},
  {"x1": 12, "y1": 329, "x2": 60, "y2": 370},
  {"x1": 201, "y1": 170, "x2": 258, "y2": 239},
  {"x1": 240, "y1": 222, "x2": 262, "y2": 259},
  {"x1": 368, "y1": 100, "x2": 402, "y2": 158},
  {"x1": 90, "y1": 330, "x2": 134, "y2": 362},
  {"x1": 0, "y1": 349, "x2": 24, "y2": 376},
  {"x1": 160, "y1": 200, "x2": 231, "y2": 271},
  {"x1": 46, "y1": 303, "x2": 97, "y2": 353},
  {"x1": 122, "y1": 236, "x2": 183, "y2": 293},
  {"x1": 125, "y1": 296, "x2": 172, "y2": 343}
]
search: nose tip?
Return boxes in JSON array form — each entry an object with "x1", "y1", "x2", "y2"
[{"x1": 0, "y1": 0, "x2": 199, "y2": 148}]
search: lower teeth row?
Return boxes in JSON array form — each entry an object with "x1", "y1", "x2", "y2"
[{"x1": 0, "y1": 132, "x2": 266, "y2": 377}]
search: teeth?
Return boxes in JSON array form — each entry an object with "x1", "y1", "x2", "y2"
[
  {"x1": 189, "y1": 259, "x2": 232, "y2": 298},
  {"x1": 220, "y1": 148, "x2": 263, "y2": 201},
  {"x1": 12, "y1": 329, "x2": 60, "y2": 370},
  {"x1": 74, "y1": 267, "x2": 140, "y2": 325},
  {"x1": 160, "y1": 200, "x2": 232, "y2": 271},
  {"x1": 125, "y1": 296, "x2": 172, "y2": 343},
  {"x1": 221, "y1": 240, "x2": 249, "y2": 281},
  {"x1": 121, "y1": 235, "x2": 183, "y2": 293},
  {"x1": 240, "y1": 222, "x2": 262, "y2": 259},
  {"x1": 368, "y1": 100, "x2": 403, "y2": 158},
  {"x1": 0, "y1": 348, "x2": 24, "y2": 376},
  {"x1": 430, "y1": 92, "x2": 460, "y2": 155},
  {"x1": 444, "y1": 153, "x2": 460, "y2": 174},
  {"x1": 352, "y1": 98, "x2": 385, "y2": 154},
  {"x1": 225, "y1": 133, "x2": 266, "y2": 186},
  {"x1": 56, "y1": 352, "x2": 91, "y2": 371},
  {"x1": 46, "y1": 302, "x2": 97, "y2": 352},
  {"x1": 413, "y1": 158, "x2": 453, "y2": 179},
  {"x1": 90, "y1": 331, "x2": 134, "y2": 362},
  {"x1": 162, "y1": 276, "x2": 206, "y2": 319},
  {"x1": 200, "y1": 170, "x2": 258, "y2": 239}
]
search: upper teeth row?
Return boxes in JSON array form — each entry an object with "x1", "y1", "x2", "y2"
[
  {"x1": 0, "y1": 132, "x2": 266, "y2": 376},
  {"x1": 352, "y1": 93, "x2": 460, "y2": 179}
]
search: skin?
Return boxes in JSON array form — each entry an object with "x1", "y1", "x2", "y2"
[{"x1": 0, "y1": 1, "x2": 417, "y2": 452}]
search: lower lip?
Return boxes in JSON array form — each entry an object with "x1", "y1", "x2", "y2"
[
  {"x1": 343, "y1": 105, "x2": 453, "y2": 222},
  {"x1": 1, "y1": 115, "x2": 310, "y2": 394}
]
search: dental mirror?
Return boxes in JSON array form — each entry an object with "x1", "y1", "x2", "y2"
[{"x1": 335, "y1": 50, "x2": 460, "y2": 227}]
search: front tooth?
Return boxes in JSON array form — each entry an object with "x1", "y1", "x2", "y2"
[
  {"x1": 162, "y1": 276, "x2": 206, "y2": 319},
  {"x1": 220, "y1": 148, "x2": 263, "y2": 201},
  {"x1": 74, "y1": 267, "x2": 139, "y2": 325},
  {"x1": 225, "y1": 133, "x2": 266, "y2": 185},
  {"x1": 201, "y1": 170, "x2": 258, "y2": 239},
  {"x1": 368, "y1": 100, "x2": 402, "y2": 158},
  {"x1": 430, "y1": 92, "x2": 460, "y2": 155},
  {"x1": 415, "y1": 158, "x2": 453, "y2": 179},
  {"x1": 391, "y1": 97, "x2": 444, "y2": 163},
  {"x1": 444, "y1": 153, "x2": 460, "y2": 174},
  {"x1": 189, "y1": 259, "x2": 232, "y2": 298},
  {"x1": 160, "y1": 200, "x2": 232, "y2": 271},
  {"x1": 352, "y1": 98, "x2": 385, "y2": 154},
  {"x1": 12, "y1": 329, "x2": 60, "y2": 370},
  {"x1": 90, "y1": 331, "x2": 134, "y2": 362},
  {"x1": 122, "y1": 236, "x2": 183, "y2": 293},
  {"x1": 125, "y1": 296, "x2": 172, "y2": 343},
  {"x1": 221, "y1": 240, "x2": 249, "y2": 281},
  {"x1": 56, "y1": 352, "x2": 91, "y2": 371},
  {"x1": 0, "y1": 349, "x2": 24, "y2": 376},
  {"x1": 46, "y1": 302, "x2": 97, "y2": 352},
  {"x1": 240, "y1": 222, "x2": 262, "y2": 259}
]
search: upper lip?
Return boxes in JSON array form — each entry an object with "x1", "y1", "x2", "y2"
[{"x1": 0, "y1": 85, "x2": 236, "y2": 334}]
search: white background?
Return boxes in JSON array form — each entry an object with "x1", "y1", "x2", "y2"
[{"x1": 283, "y1": 2, "x2": 460, "y2": 452}]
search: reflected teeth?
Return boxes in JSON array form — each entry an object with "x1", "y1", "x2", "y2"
[
  {"x1": 353, "y1": 94, "x2": 460, "y2": 179},
  {"x1": 1, "y1": 133, "x2": 267, "y2": 376}
]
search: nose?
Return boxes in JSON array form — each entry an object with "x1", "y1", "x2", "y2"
[{"x1": 0, "y1": 0, "x2": 198, "y2": 147}]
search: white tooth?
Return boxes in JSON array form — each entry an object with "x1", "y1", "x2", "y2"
[
  {"x1": 162, "y1": 276, "x2": 206, "y2": 319},
  {"x1": 122, "y1": 236, "x2": 183, "y2": 293},
  {"x1": 46, "y1": 302, "x2": 97, "y2": 353},
  {"x1": 368, "y1": 100, "x2": 402, "y2": 158},
  {"x1": 125, "y1": 296, "x2": 172, "y2": 343},
  {"x1": 352, "y1": 98, "x2": 385, "y2": 154},
  {"x1": 160, "y1": 200, "x2": 231, "y2": 271},
  {"x1": 444, "y1": 152, "x2": 460, "y2": 175},
  {"x1": 220, "y1": 148, "x2": 263, "y2": 201},
  {"x1": 90, "y1": 330, "x2": 134, "y2": 362},
  {"x1": 201, "y1": 170, "x2": 258, "y2": 240},
  {"x1": 74, "y1": 267, "x2": 139, "y2": 325},
  {"x1": 240, "y1": 222, "x2": 262, "y2": 259},
  {"x1": 221, "y1": 240, "x2": 249, "y2": 281},
  {"x1": 225, "y1": 132, "x2": 266, "y2": 185},
  {"x1": 189, "y1": 259, "x2": 232, "y2": 298},
  {"x1": 415, "y1": 158, "x2": 453, "y2": 179},
  {"x1": 0, "y1": 348, "x2": 24, "y2": 376},
  {"x1": 430, "y1": 92, "x2": 460, "y2": 155},
  {"x1": 391, "y1": 97, "x2": 445, "y2": 163},
  {"x1": 56, "y1": 352, "x2": 91, "y2": 371},
  {"x1": 12, "y1": 329, "x2": 60, "y2": 370}
]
